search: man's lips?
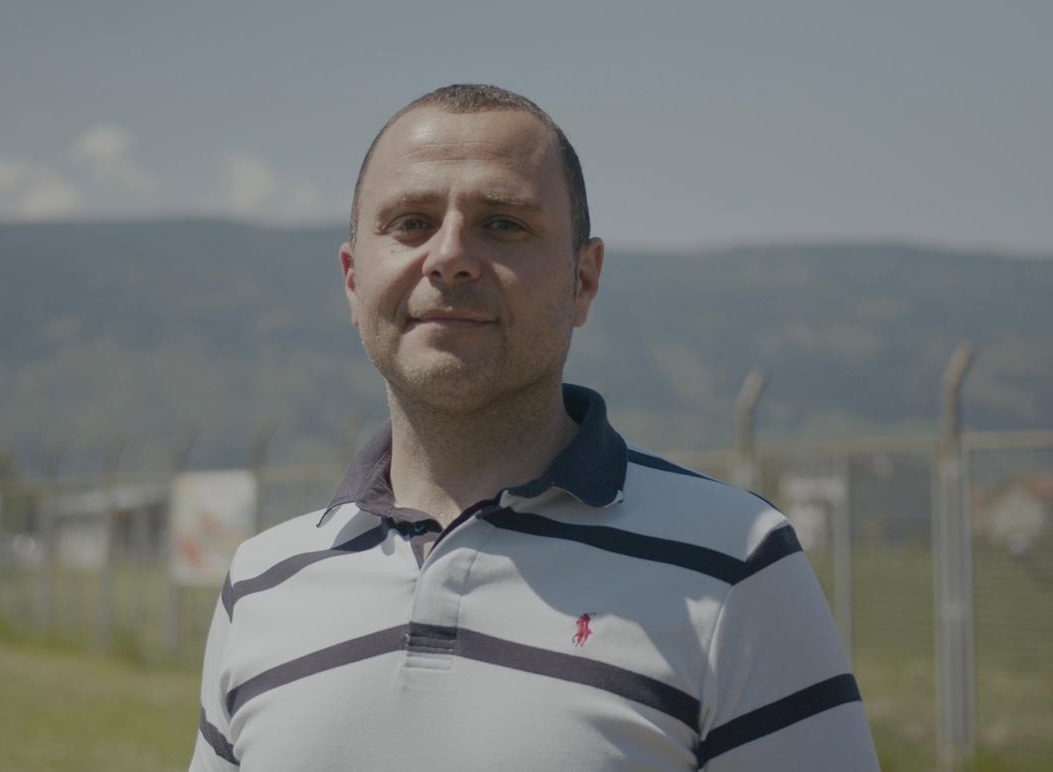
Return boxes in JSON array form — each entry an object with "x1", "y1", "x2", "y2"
[{"x1": 408, "y1": 310, "x2": 495, "y2": 327}]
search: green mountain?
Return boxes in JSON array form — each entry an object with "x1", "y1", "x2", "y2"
[{"x1": 2, "y1": 220, "x2": 1051, "y2": 474}]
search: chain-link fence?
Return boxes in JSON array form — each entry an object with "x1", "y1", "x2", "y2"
[
  {"x1": 2, "y1": 431, "x2": 1051, "y2": 769},
  {"x1": 0, "y1": 464, "x2": 342, "y2": 667},
  {"x1": 694, "y1": 430, "x2": 1053, "y2": 771},
  {"x1": 966, "y1": 436, "x2": 1053, "y2": 771}
]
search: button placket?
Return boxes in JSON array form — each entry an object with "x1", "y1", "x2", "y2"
[{"x1": 403, "y1": 514, "x2": 498, "y2": 671}]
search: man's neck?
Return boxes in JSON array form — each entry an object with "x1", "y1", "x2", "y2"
[{"x1": 386, "y1": 381, "x2": 578, "y2": 527}]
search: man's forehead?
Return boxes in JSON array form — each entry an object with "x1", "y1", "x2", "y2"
[
  {"x1": 372, "y1": 107, "x2": 555, "y2": 167},
  {"x1": 358, "y1": 107, "x2": 566, "y2": 206}
]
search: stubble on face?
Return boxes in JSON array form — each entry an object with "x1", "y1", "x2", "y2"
[{"x1": 384, "y1": 271, "x2": 579, "y2": 419}]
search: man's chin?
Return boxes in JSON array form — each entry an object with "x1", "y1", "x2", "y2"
[{"x1": 384, "y1": 361, "x2": 501, "y2": 407}]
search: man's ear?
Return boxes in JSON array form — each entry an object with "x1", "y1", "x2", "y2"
[
  {"x1": 339, "y1": 241, "x2": 360, "y2": 328},
  {"x1": 572, "y1": 237, "x2": 604, "y2": 328}
]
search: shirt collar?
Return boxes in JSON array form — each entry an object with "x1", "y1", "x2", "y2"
[{"x1": 317, "y1": 384, "x2": 626, "y2": 527}]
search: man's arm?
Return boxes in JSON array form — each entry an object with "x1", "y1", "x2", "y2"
[
  {"x1": 698, "y1": 525, "x2": 880, "y2": 770},
  {"x1": 189, "y1": 586, "x2": 240, "y2": 771}
]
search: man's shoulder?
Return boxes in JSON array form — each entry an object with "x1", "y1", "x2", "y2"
[
  {"x1": 623, "y1": 443, "x2": 767, "y2": 510},
  {"x1": 620, "y1": 444, "x2": 788, "y2": 562},
  {"x1": 226, "y1": 507, "x2": 339, "y2": 581}
]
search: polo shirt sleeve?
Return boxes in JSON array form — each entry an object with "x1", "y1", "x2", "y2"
[
  {"x1": 189, "y1": 582, "x2": 240, "y2": 771},
  {"x1": 698, "y1": 531, "x2": 880, "y2": 770}
]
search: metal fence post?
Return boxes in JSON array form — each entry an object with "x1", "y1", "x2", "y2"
[
  {"x1": 35, "y1": 498, "x2": 56, "y2": 634},
  {"x1": 250, "y1": 423, "x2": 276, "y2": 535},
  {"x1": 95, "y1": 440, "x2": 124, "y2": 650},
  {"x1": 732, "y1": 369, "x2": 766, "y2": 491},
  {"x1": 35, "y1": 449, "x2": 65, "y2": 635},
  {"x1": 165, "y1": 430, "x2": 195, "y2": 656},
  {"x1": 832, "y1": 453, "x2": 854, "y2": 662},
  {"x1": 933, "y1": 341, "x2": 976, "y2": 769}
]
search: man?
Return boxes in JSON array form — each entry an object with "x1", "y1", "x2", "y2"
[{"x1": 191, "y1": 84, "x2": 879, "y2": 770}]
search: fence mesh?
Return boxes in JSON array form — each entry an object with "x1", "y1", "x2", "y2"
[
  {"x1": 2, "y1": 435, "x2": 1052, "y2": 768},
  {"x1": 968, "y1": 446, "x2": 1053, "y2": 767}
]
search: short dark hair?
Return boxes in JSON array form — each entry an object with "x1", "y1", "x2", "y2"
[{"x1": 349, "y1": 84, "x2": 591, "y2": 251}]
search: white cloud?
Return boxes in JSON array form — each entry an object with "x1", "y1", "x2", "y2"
[
  {"x1": 288, "y1": 183, "x2": 321, "y2": 215},
  {"x1": 219, "y1": 152, "x2": 278, "y2": 214},
  {"x1": 0, "y1": 156, "x2": 83, "y2": 220},
  {"x1": 15, "y1": 177, "x2": 83, "y2": 219},
  {"x1": 71, "y1": 125, "x2": 154, "y2": 190},
  {"x1": 0, "y1": 158, "x2": 35, "y2": 192}
]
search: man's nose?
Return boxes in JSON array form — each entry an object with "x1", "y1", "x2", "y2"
[{"x1": 421, "y1": 215, "x2": 481, "y2": 284}]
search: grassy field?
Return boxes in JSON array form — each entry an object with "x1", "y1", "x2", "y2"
[
  {"x1": 0, "y1": 640, "x2": 199, "y2": 772},
  {"x1": 2, "y1": 542, "x2": 1051, "y2": 770},
  {"x1": 2, "y1": 634, "x2": 1050, "y2": 771},
  {"x1": 811, "y1": 543, "x2": 1053, "y2": 772}
]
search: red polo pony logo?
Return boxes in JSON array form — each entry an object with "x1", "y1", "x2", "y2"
[{"x1": 572, "y1": 613, "x2": 595, "y2": 647}]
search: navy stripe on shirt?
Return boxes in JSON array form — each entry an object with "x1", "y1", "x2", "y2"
[
  {"x1": 223, "y1": 524, "x2": 388, "y2": 619},
  {"x1": 697, "y1": 673, "x2": 862, "y2": 765},
  {"x1": 224, "y1": 623, "x2": 699, "y2": 729},
  {"x1": 483, "y1": 510, "x2": 802, "y2": 585},
  {"x1": 455, "y1": 626, "x2": 700, "y2": 730},
  {"x1": 199, "y1": 707, "x2": 239, "y2": 766},
  {"x1": 226, "y1": 625, "x2": 408, "y2": 716}
]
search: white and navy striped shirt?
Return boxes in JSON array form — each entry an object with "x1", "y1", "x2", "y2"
[{"x1": 191, "y1": 385, "x2": 879, "y2": 770}]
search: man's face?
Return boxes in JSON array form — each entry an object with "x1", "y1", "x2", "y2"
[{"x1": 340, "y1": 106, "x2": 602, "y2": 413}]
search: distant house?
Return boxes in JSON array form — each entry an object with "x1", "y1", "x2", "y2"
[
  {"x1": 779, "y1": 474, "x2": 847, "y2": 551},
  {"x1": 47, "y1": 483, "x2": 169, "y2": 568},
  {"x1": 972, "y1": 474, "x2": 1053, "y2": 554}
]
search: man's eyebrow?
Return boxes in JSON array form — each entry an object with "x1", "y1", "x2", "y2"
[
  {"x1": 370, "y1": 193, "x2": 440, "y2": 224},
  {"x1": 477, "y1": 193, "x2": 544, "y2": 212},
  {"x1": 375, "y1": 193, "x2": 440, "y2": 211},
  {"x1": 373, "y1": 192, "x2": 545, "y2": 220}
]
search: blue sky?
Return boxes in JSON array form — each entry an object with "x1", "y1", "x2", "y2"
[{"x1": 2, "y1": 1, "x2": 1050, "y2": 253}]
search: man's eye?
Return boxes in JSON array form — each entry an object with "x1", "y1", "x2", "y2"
[
  {"x1": 394, "y1": 217, "x2": 431, "y2": 233},
  {"x1": 487, "y1": 218, "x2": 524, "y2": 232}
]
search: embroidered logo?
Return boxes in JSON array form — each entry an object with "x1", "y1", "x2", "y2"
[{"x1": 572, "y1": 613, "x2": 595, "y2": 647}]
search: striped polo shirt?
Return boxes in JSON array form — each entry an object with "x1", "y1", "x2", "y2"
[{"x1": 191, "y1": 385, "x2": 878, "y2": 771}]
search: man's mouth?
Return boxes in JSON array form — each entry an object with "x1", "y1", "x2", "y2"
[{"x1": 410, "y1": 309, "x2": 494, "y2": 327}]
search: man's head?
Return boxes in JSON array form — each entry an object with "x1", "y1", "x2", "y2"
[
  {"x1": 349, "y1": 84, "x2": 591, "y2": 252},
  {"x1": 339, "y1": 85, "x2": 603, "y2": 414}
]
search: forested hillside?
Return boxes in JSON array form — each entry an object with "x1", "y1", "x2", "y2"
[{"x1": 3, "y1": 220, "x2": 1051, "y2": 474}]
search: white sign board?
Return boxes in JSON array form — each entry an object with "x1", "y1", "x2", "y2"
[{"x1": 169, "y1": 470, "x2": 256, "y2": 586}]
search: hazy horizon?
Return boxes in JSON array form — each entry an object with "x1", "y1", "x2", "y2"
[{"x1": 2, "y1": 1, "x2": 1051, "y2": 255}]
